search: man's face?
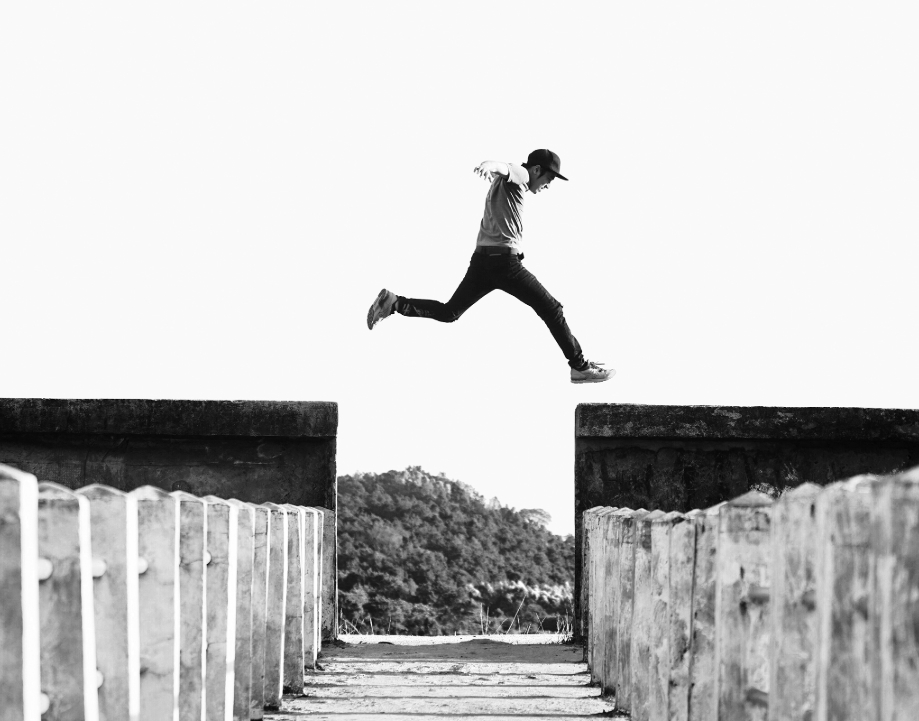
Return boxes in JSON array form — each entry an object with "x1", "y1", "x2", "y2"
[{"x1": 528, "y1": 166, "x2": 555, "y2": 194}]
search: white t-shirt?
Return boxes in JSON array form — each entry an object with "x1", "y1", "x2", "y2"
[{"x1": 475, "y1": 163, "x2": 529, "y2": 250}]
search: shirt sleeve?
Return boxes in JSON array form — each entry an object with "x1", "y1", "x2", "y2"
[{"x1": 505, "y1": 163, "x2": 529, "y2": 187}]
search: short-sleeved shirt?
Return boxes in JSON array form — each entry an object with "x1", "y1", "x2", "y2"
[{"x1": 476, "y1": 163, "x2": 529, "y2": 251}]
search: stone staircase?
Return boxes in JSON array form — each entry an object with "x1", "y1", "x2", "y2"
[{"x1": 266, "y1": 636, "x2": 619, "y2": 720}]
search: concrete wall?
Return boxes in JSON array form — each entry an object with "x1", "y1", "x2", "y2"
[
  {"x1": 0, "y1": 398, "x2": 337, "y2": 508},
  {"x1": 574, "y1": 403, "x2": 919, "y2": 639},
  {"x1": 0, "y1": 398, "x2": 339, "y2": 640}
]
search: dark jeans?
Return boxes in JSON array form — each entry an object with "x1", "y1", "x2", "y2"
[{"x1": 394, "y1": 252, "x2": 586, "y2": 369}]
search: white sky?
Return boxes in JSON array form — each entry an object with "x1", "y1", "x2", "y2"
[{"x1": 2, "y1": 2, "x2": 917, "y2": 536}]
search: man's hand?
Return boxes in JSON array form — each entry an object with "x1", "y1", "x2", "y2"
[{"x1": 474, "y1": 160, "x2": 509, "y2": 183}]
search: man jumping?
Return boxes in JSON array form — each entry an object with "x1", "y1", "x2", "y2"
[{"x1": 366, "y1": 149, "x2": 613, "y2": 384}]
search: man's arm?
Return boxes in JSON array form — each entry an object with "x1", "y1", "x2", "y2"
[
  {"x1": 473, "y1": 161, "x2": 529, "y2": 186},
  {"x1": 473, "y1": 160, "x2": 509, "y2": 183}
]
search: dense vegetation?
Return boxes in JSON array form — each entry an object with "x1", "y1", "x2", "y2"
[{"x1": 337, "y1": 467, "x2": 575, "y2": 635}]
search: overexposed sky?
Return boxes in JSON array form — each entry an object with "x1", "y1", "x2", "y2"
[{"x1": 2, "y1": 2, "x2": 917, "y2": 535}]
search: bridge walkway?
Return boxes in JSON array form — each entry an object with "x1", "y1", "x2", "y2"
[{"x1": 266, "y1": 636, "x2": 620, "y2": 720}]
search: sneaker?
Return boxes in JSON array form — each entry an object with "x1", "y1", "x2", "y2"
[
  {"x1": 367, "y1": 289, "x2": 397, "y2": 330},
  {"x1": 571, "y1": 361, "x2": 615, "y2": 384}
]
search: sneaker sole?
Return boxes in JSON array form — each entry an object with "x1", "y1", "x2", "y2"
[
  {"x1": 367, "y1": 289, "x2": 390, "y2": 330},
  {"x1": 571, "y1": 369, "x2": 615, "y2": 384}
]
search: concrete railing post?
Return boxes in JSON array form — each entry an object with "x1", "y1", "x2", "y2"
[
  {"x1": 0, "y1": 464, "x2": 41, "y2": 721},
  {"x1": 594, "y1": 508, "x2": 623, "y2": 693},
  {"x1": 588, "y1": 507, "x2": 616, "y2": 686},
  {"x1": 616, "y1": 508, "x2": 649, "y2": 715},
  {"x1": 649, "y1": 511, "x2": 683, "y2": 721},
  {"x1": 281, "y1": 504, "x2": 305, "y2": 693},
  {"x1": 769, "y1": 483, "x2": 821, "y2": 721},
  {"x1": 668, "y1": 511, "x2": 697, "y2": 721},
  {"x1": 582, "y1": 506, "x2": 612, "y2": 676},
  {"x1": 203, "y1": 496, "x2": 232, "y2": 721},
  {"x1": 261, "y1": 503, "x2": 288, "y2": 709},
  {"x1": 171, "y1": 491, "x2": 207, "y2": 721},
  {"x1": 36, "y1": 482, "x2": 99, "y2": 721},
  {"x1": 249, "y1": 504, "x2": 270, "y2": 721},
  {"x1": 874, "y1": 467, "x2": 919, "y2": 721},
  {"x1": 631, "y1": 509, "x2": 665, "y2": 721},
  {"x1": 687, "y1": 503, "x2": 722, "y2": 721},
  {"x1": 814, "y1": 477, "x2": 878, "y2": 721},
  {"x1": 715, "y1": 490, "x2": 772, "y2": 721},
  {"x1": 228, "y1": 500, "x2": 255, "y2": 721},
  {"x1": 303, "y1": 507, "x2": 320, "y2": 670},
  {"x1": 601, "y1": 508, "x2": 631, "y2": 695},
  {"x1": 319, "y1": 506, "x2": 337, "y2": 642},
  {"x1": 131, "y1": 486, "x2": 179, "y2": 721},
  {"x1": 77, "y1": 485, "x2": 140, "y2": 721}
]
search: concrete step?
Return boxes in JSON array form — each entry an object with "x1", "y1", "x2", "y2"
[
  {"x1": 265, "y1": 638, "x2": 619, "y2": 720},
  {"x1": 311, "y1": 671, "x2": 590, "y2": 686},
  {"x1": 319, "y1": 660, "x2": 588, "y2": 675},
  {"x1": 283, "y1": 694, "x2": 610, "y2": 715},
  {"x1": 303, "y1": 683, "x2": 599, "y2": 698}
]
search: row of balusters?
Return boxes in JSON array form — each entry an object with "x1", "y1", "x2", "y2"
[
  {"x1": 0, "y1": 463, "x2": 335, "y2": 721},
  {"x1": 582, "y1": 465, "x2": 919, "y2": 721}
]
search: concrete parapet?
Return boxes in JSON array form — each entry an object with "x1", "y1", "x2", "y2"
[
  {"x1": 574, "y1": 403, "x2": 919, "y2": 640},
  {"x1": 0, "y1": 397, "x2": 338, "y2": 642}
]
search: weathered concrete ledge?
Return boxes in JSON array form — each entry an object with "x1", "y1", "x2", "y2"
[
  {"x1": 0, "y1": 398, "x2": 338, "y2": 509},
  {"x1": 0, "y1": 398, "x2": 337, "y2": 438},
  {"x1": 573, "y1": 403, "x2": 919, "y2": 639},
  {"x1": 577, "y1": 403, "x2": 919, "y2": 442}
]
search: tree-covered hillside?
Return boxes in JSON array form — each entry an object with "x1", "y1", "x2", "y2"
[{"x1": 338, "y1": 467, "x2": 574, "y2": 635}]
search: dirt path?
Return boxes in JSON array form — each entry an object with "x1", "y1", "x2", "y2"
[{"x1": 265, "y1": 635, "x2": 621, "y2": 720}]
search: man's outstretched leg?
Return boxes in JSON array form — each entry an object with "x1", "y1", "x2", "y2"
[
  {"x1": 497, "y1": 258, "x2": 614, "y2": 384},
  {"x1": 367, "y1": 255, "x2": 494, "y2": 330}
]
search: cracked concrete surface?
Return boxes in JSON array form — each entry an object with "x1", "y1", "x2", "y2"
[{"x1": 265, "y1": 636, "x2": 622, "y2": 720}]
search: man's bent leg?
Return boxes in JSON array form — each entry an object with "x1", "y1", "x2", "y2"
[
  {"x1": 499, "y1": 259, "x2": 587, "y2": 369},
  {"x1": 396, "y1": 254, "x2": 493, "y2": 322}
]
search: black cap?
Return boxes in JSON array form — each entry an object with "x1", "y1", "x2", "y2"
[{"x1": 522, "y1": 149, "x2": 568, "y2": 181}]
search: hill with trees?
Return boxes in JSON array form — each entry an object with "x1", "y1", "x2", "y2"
[{"x1": 337, "y1": 467, "x2": 574, "y2": 635}]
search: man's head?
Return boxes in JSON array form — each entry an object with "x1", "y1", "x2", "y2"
[{"x1": 522, "y1": 148, "x2": 568, "y2": 193}]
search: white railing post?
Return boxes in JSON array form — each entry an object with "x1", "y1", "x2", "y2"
[
  {"x1": 768, "y1": 483, "x2": 821, "y2": 721},
  {"x1": 227, "y1": 500, "x2": 254, "y2": 721},
  {"x1": 302, "y1": 507, "x2": 320, "y2": 670},
  {"x1": 36, "y1": 482, "x2": 99, "y2": 721},
  {"x1": 318, "y1": 507, "x2": 336, "y2": 642},
  {"x1": 248, "y1": 504, "x2": 270, "y2": 721},
  {"x1": 131, "y1": 486, "x2": 179, "y2": 721},
  {"x1": 261, "y1": 503, "x2": 288, "y2": 709},
  {"x1": 203, "y1": 496, "x2": 231, "y2": 721},
  {"x1": 281, "y1": 504, "x2": 305, "y2": 694},
  {"x1": 76, "y1": 485, "x2": 140, "y2": 721},
  {"x1": 0, "y1": 463, "x2": 40, "y2": 721},
  {"x1": 171, "y1": 491, "x2": 207, "y2": 721}
]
